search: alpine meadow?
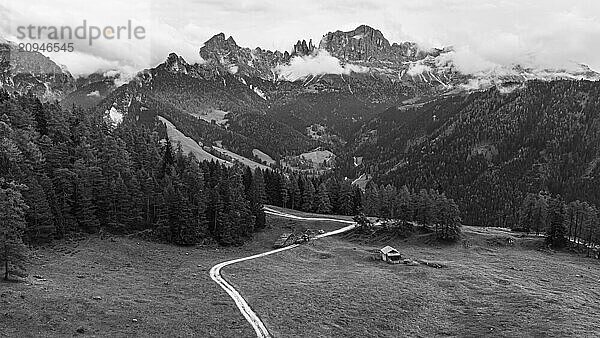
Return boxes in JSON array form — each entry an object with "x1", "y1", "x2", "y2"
[{"x1": 1, "y1": 1, "x2": 600, "y2": 337}]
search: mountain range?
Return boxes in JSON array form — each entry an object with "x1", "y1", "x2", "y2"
[
  {"x1": 3, "y1": 24, "x2": 598, "y2": 104},
  {"x1": 1, "y1": 25, "x2": 599, "y2": 226}
]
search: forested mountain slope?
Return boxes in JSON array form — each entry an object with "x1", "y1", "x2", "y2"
[
  {"x1": 0, "y1": 90, "x2": 267, "y2": 246},
  {"x1": 351, "y1": 80, "x2": 600, "y2": 227},
  {"x1": 100, "y1": 53, "x2": 318, "y2": 160}
]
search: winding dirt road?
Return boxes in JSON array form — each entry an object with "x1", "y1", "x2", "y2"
[{"x1": 209, "y1": 207, "x2": 356, "y2": 338}]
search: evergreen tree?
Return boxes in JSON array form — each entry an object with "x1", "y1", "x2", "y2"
[
  {"x1": 160, "y1": 136, "x2": 175, "y2": 177},
  {"x1": 437, "y1": 196, "x2": 462, "y2": 241},
  {"x1": 229, "y1": 170, "x2": 256, "y2": 239},
  {"x1": 531, "y1": 194, "x2": 549, "y2": 235},
  {"x1": 21, "y1": 175, "x2": 55, "y2": 241},
  {"x1": 163, "y1": 178, "x2": 199, "y2": 245},
  {"x1": 251, "y1": 169, "x2": 267, "y2": 205},
  {"x1": 280, "y1": 176, "x2": 289, "y2": 208},
  {"x1": 351, "y1": 185, "x2": 363, "y2": 215},
  {"x1": 289, "y1": 176, "x2": 300, "y2": 210},
  {"x1": 72, "y1": 178, "x2": 100, "y2": 233},
  {"x1": 416, "y1": 189, "x2": 434, "y2": 226},
  {"x1": 546, "y1": 197, "x2": 567, "y2": 248},
  {"x1": 363, "y1": 182, "x2": 380, "y2": 216},
  {"x1": 301, "y1": 178, "x2": 315, "y2": 212},
  {"x1": 0, "y1": 181, "x2": 29, "y2": 280},
  {"x1": 396, "y1": 186, "x2": 412, "y2": 221},
  {"x1": 517, "y1": 193, "x2": 537, "y2": 232},
  {"x1": 181, "y1": 159, "x2": 209, "y2": 239},
  {"x1": 315, "y1": 183, "x2": 332, "y2": 214},
  {"x1": 326, "y1": 178, "x2": 341, "y2": 213},
  {"x1": 337, "y1": 181, "x2": 354, "y2": 215},
  {"x1": 51, "y1": 168, "x2": 77, "y2": 237},
  {"x1": 380, "y1": 184, "x2": 397, "y2": 218}
]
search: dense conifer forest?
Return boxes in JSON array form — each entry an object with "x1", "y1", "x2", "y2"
[
  {"x1": 352, "y1": 81, "x2": 600, "y2": 233},
  {"x1": 3, "y1": 80, "x2": 600, "y2": 278},
  {"x1": 0, "y1": 90, "x2": 264, "y2": 254}
]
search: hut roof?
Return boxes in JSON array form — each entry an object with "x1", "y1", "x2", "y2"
[{"x1": 380, "y1": 246, "x2": 399, "y2": 255}]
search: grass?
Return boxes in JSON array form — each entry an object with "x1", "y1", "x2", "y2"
[
  {"x1": 225, "y1": 212, "x2": 600, "y2": 337},
  {"x1": 0, "y1": 237, "x2": 264, "y2": 337},
  {"x1": 212, "y1": 146, "x2": 271, "y2": 171},
  {"x1": 0, "y1": 207, "x2": 350, "y2": 337},
  {"x1": 157, "y1": 116, "x2": 230, "y2": 165},
  {"x1": 252, "y1": 149, "x2": 276, "y2": 166},
  {"x1": 193, "y1": 109, "x2": 229, "y2": 126},
  {"x1": 2, "y1": 207, "x2": 599, "y2": 337}
]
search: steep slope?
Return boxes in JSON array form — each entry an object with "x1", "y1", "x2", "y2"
[
  {"x1": 319, "y1": 24, "x2": 439, "y2": 63},
  {"x1": 199, "y1": 33, "x2": 287, "y2": 80},
  {"x1": 0, "y1": 41, "x2": 75, "y2": 100},
  {"x1": 99, "y1": 53, "x2": 317, "y2": 159},
  {"x1": 87, "y1": 25, "x2": 599, "y2": 174},
  {"x1": 350, "y1": 80, "x2": 600, "y2": 228},
  {"x1": 194, "y1": 25, "x2": 599, "y2": 148},
  {"x1": 61, "y1": 72, "x2": 120, "y2": 109},
  {"x1": 157, "y1": 116, "x2": 231, "y2": 165}
]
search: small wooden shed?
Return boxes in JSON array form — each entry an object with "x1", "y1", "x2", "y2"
[{"x1": 380, "y1": 246, "x2": 402, "y2": 264}]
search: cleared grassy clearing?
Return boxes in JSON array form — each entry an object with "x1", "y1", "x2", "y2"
[
  {"x1": 0, "y1": 236, "x2": 276, "y2": 337},
  {"x1": 227, "y1": 213, "x2": 600, "y2": 337},
  {"x1": 0, "y1": 207, "x2": 347, "y2": 337},
  {"x1": 212, "y1": 146, "x2": 271, "y2": 171},
  {"x1": 253, "y1": 149, "x2": 276, "y2": 166},
  {"x1": 158, "y1": 116, "x2": 229, "y2": 165},
  {"x1": 4, "y1": 208, "x2": 599, "y2": 337}
]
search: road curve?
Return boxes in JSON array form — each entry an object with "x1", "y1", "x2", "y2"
[{"x1": 209, "y1": 207, "x2": 356, "y2": 338}]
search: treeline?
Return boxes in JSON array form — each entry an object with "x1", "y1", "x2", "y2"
[
  {"x1": 262, "y1": 171, "x2": 363, "y2": 215},
  {"x1": 260, "y1": 172, "x2": 461, "y2": 241},
  {"x1": 357, "y1": 81, "x2": 600, "y2": 229},
  {"x1": 362, "y1": 183, "x2": 461, "y2": 241},
  {"x1": 517, "y1": 192, "x2": 600, "y2": 253},
  {"x1": 0, "y1": 90, "x2": 265, "y2": 249}
]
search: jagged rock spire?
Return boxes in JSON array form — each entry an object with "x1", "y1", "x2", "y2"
[{"x1": 291, "y1": 39, "x2": 316, "y2": 57}]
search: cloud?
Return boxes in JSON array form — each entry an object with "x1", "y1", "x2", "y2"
[
  {"x1": 274, "y1": 51, "x2": 368, "y2": 81},
  {"x1": 435, "y1": 48, "x2": 499, "y2": 75},
  {"x1": 0, "y1": 0, "x2": 208, "y2": 77},
  {"x1": 0, "y1": 0, "x2": 598, "y2": 77},
  {"x1": 406, "y1": 62, "x2": 432, "y2": 76},
  {"x1": 103, "y1": 67, "x2": 138, "y2": 87}
]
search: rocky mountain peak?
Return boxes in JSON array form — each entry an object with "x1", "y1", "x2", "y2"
[
  {"x1": 200, "y1": 33, "x2": 241, "y2": 57},
  {"x1": 292, "y1": 39, "x2": 316, "y2": 57},
  {"x1": 0, "y1": 39, "x2": 75, "y2": 100},
  {"x1": 319, "y1": 25, "x2": 391, "y2": 61},
  {"x1": 162, "y1": 53, "x2": 190, "y2": 74},
  {"x1": 226, "y1": 36, "x2": 237, "y2": 46},
  {"x1": 204, "y1": 33, "x2": 225, "y2": 45}
]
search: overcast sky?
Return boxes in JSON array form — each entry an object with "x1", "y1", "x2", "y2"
[{"x1": 1, "y1": 0, "x2": 599, "y2": 76}]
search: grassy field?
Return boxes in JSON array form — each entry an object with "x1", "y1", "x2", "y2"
[
  {"x1": 227, "y1": 212, "x2": 600, "y2": 337},
  {"x1": 0, "y1": 207, "x2": 350, "y2": 337},
  {"x1": 0, "y1": 236, "x2": 260, "y2": 337},
  {"x1": 2, "y1": 208, "x2": 599, "y2": 337},
  {"x1": 157, "y1": 116, "x2": 230, "y2": 165}
]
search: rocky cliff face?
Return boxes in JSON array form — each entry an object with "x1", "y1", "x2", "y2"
[
  {"x1": 0, "y1": 42, "x2": 75, "y2": 100},
  {"x1": 194, "y1": 25, "x2": 463, "y2": 93},
  {"x1": 199, "y1": 33, "x2": 287, "y2": 80},
  {"x1": 193, "y1": 24, "x2": 600, "y2": 99},
  {"x1": 319, "y1": 25, "x2": 391, "y2": 62},
  {"x1": 2, "y1": 24, "x2": 598, "y2": 104},
  {"x1": 318, "y1": 25, "x2": 439, "y2": 64},
  {"x1": 291, "y1": 39, "x2": 316, "y2": 57}
]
